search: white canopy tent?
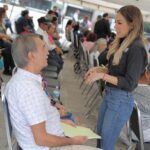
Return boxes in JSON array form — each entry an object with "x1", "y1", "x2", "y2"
[
  {"x1": 105, "y1": 0, "x2": 150, "y2": 12},
  {"x1": 62, "y1": 0, "x2": 150, "y2": 22}
]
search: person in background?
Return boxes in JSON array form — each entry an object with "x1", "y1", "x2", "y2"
[
  {"x1": 94, "y1": 13, "x2": 111, "y2": 40},
  {"x1": 89, "y1": 38, "x2": 107, "y2": 67},
  {"x1": 85, "y1": 5, "x2": 148, "y2": 150},
  {"x1": 3, "y1": 5, "x2": 14, "y2": 33},
  {"x1": 82, "y1": 29, "x2": 91, "y2": 42},
  {"x1": 47, "y1": 23, "x2": 63, "y2": 70},
  {"x1": 65, "y1": 20, "x2": 73, "y2": 42},
  {"x1": 135, "y1": 63, "x2": 150, "y2": 142},
  {"x1": 80, "y1": 16, "x2": 90, "y2": 33},
  {"x1": 52, "y1": 6, "x2": 59, "y2": 17},
  {"x1": 83, "y1": 32, "x2": 97, "y2": 52},
  {"x1": 45, "y1": 10, "x2": 56, "y2": 22},
  {"x1": 120, "y1": 62, "x2": 150, "y2": 145},
  {"x1": 97, "y1": 38, "x2": 108, "y2": 66},
  {"x1": 92, "y1": 15, "x2": 102, "y2": 32},
  {"x1": 37, "y1": 17, "x2": 63, "y2": 73},
  {"x1": 73, "y1": 9, "x2": 80, "y2": 22},
  {"x1": 5, "y1": 34, "x2": 100, "y2": 150},
  {"x1": 0, "y1": 7, "x2": 14, "y2": 75},
  {"x1": 15, "y1": 10, "x2": 34, "y2": 34}
]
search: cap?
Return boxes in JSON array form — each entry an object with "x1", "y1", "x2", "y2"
[{"x1": 37, "y1": 17, "x2": 50, "y2": 25}]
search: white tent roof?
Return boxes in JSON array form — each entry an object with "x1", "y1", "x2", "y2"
[
  {"x1": 62, "y1": 0, "x2": 150, "y2": 22},
  {"x1": 105, "y1": 0, "x2": 150, "y2": 12}
]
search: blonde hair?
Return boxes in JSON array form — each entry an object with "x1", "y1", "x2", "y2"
[{"x1": 107, "y1": 5, "x2": 146, "y2": 65}]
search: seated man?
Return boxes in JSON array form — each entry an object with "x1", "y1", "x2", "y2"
[
  {"x1": 5, "y1": 34, "x2": 100, "y2": 150},
  {"x1": 135, "y1": 62, "x2": 150, "y2": 142},
  {"x1": 120, "y1": 62, "x2": 150, "y2": 144},
  {"x1": 37, "y1": 17, "x2": 63, "y2": 73},
  {"x1": 15, "y1": 10, "x2": 34, "y2": 34}
]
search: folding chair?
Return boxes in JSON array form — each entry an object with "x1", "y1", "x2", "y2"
[
  {"x1": 43, "y1": 76, "x2": 60, "y2": 89},
  {"x1": 43, "y1": 65, "x2": 58, "y2": 72},
  {"x1": 129, "y1": 102, "x2": 150, "y2": 150},
  {"x1": 42, "y1": 71, "x2": 58, "y2": 79},
  {"x1": 1, "y1": 83, "x2": 22, "y2": 150}
]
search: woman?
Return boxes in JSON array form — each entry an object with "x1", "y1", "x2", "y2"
[
  {"x1": 47, "y1": 23, "x2": 64, "y2": 73},
  {"x1": 65, "y1": 19, "x2": 73, "y2": 42},
  {"x1": 0, "y1": 7, "x2": 14, "y2": 75},
  {"x1": 3, "y1": 5, "x2": 14, "y2": 33},
  {"x1": 83, "y1": 32, "x2": 97, "y2": 53},
  {"x1": 47, "y1": 23, "x2": 63, "y2": 55},
  {"x1": 84, "y1": 5, "x2": 148, "y2": 150}
]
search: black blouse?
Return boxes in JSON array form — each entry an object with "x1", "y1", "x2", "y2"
[{"x1": 106, "y1": 38, "x2": 148, "y2": 92}]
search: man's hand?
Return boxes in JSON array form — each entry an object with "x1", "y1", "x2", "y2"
[{"x1": 71, "y1": 136, "x2": 87, "y2": 145}]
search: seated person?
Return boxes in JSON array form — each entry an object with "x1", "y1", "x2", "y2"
[
  {"x1": 37, "y1": 17, "x2": 63, "y2": 73},
  {"x1": 97, "y1": 39, "x2": 108, "y2": 66},
  {"x1": 3, "y1": 5, "x2": 14, "y2": 33},
  {"x1": 120, "y1": 62, "x2": 150, "y2": 144},
  {"x1": 83, "y1": 32, "x2": 97, "y2": 53},
  {"x1": 0, "y1": 8, "x2": 14, "y2": 75},
  {"x1": 89, "y1": 38, "x2": 107, "y2": 67},
  {"x1": 47, "y1": 23, "x2": 63, "y2": 55},
  {"x1": 15, "y1": 10, "x2": 34, "y2": 34},
  {"x1": 5, "y1": 34, "x2": 100, "y2": 150},
  {"x1": 45, "y1": 10, "x2": 57, "y2": 22},
  {"x1": 65, "y1": 20, "x2": 74, "y2": 42},
  {"x1": 135, "y1": 62, "x2": 150, "y2": 142}
]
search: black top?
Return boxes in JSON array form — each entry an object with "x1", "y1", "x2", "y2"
[
  {"x1": 15, "y1": 17, "x2": 34, "y2": 34},
  {"x1": 106, "y1": 38, "x2": 148, "y2": 92},
  {"x1": 94, "y1": 18, "x2": 111, "y2": 39},
  {"x1": 98, "y1": 49, "x2": 108, "y2": 66}
]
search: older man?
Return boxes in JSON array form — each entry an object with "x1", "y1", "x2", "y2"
[{"x1": 5, "y1": 34, "x2": 100, "y2": 150}]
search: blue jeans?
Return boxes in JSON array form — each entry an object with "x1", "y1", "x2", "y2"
[{"x1": 97, "y1": 86, "x2": 134, "y2": 150}]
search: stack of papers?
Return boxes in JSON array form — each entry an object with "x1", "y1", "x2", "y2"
[{"x1": 61, "y1": 122, "x2": 101, "y2": 139}]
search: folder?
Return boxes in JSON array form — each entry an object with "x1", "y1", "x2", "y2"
[{"x1": 61, "y1": 122, "x2": 101, "y2": 139}]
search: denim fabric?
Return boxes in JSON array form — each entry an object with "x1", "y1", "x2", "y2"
[
  {"x1": 97, "y1": 86, "x2": 134, "y2": 150},
  {"x1": 48, "y1": 50, "x2": 64, "y2": 73}
]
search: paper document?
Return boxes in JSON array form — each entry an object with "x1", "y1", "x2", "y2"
[{"x1": 61, "y1": 122, "x2": 101, "y2": 139}]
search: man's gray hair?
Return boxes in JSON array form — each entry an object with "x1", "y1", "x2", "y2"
[
  {"x1": 12, "y1": 34, "x2": 41, "y2": 68},
  {"x1": 97, "y1": 38, "x2": 107, "y2": 46}
]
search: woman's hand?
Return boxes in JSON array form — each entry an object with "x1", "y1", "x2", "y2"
[
  {"x1": 55, "y1": 47, "x2": 63, "y2": 55},
  {"x1": 84, "y1": 67, "x2": 99, "y2": 80},
  {"x1": 85, "y1": 71, "x2": 104, "y2": 85},
  {"x1": 2, "y1": 37, "x2": 11, "y2": 43}
]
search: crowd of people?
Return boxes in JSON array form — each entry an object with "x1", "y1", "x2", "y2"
[{"x1": 0, "y1": 3, "x2": 150, "y2": 150}]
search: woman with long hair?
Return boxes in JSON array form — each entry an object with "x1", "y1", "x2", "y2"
[
  {"x1": 84, "y1": 5, "x2": 148, "y2": 150},
  {"x1": 0, "y1": 7, "x2": 14, "y2": 75}
]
